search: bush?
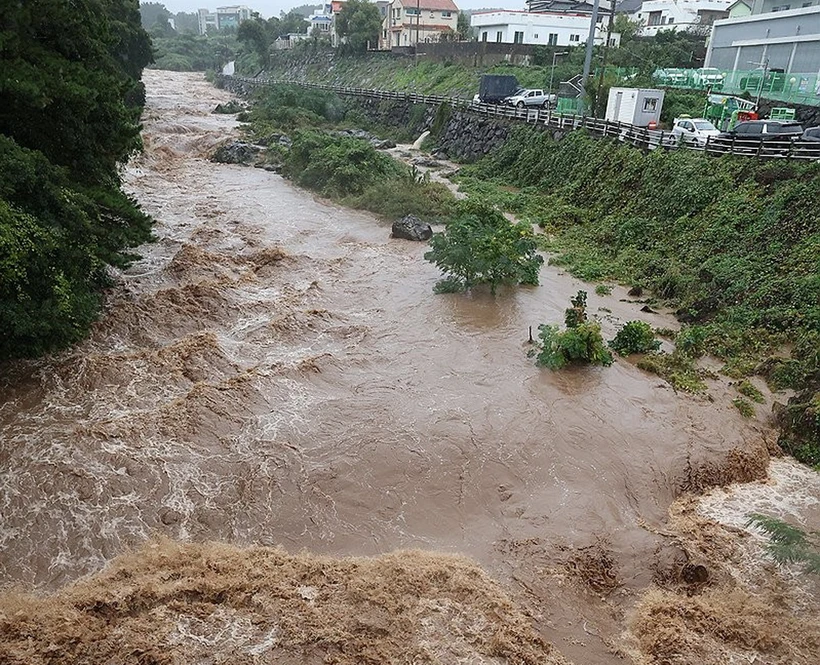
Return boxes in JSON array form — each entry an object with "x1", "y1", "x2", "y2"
[
  {"x1": 533, "y1": 291, "x2": 613, "y2": 370},
  {"x1": 534, "y1": 322, "x2": 614, "y2": 370},
  {"x1": 637, "y1": 350, "x2": 708, "y2": 393},
  {"x1": 284, "y1": 131, "x2": 405, "y2": 198},
  {"x1": 424, "y1": 200, "x2": 543, "y2": 293},
  {"x1": 733, "y1": 397, "x2": 755, "y2": 418},
  {"x1": 609, "y1": 320, "x2": 661, "y2": 356}
]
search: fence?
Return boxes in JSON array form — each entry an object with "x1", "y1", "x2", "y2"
[
  {"x1": 223, "y1": 75, "x2": 820, "y2": 161},
  {"x1": 654, "y1": 68, "x2": 820, "y2": 108}
]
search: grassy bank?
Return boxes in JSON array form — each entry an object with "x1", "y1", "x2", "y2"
[
  {"x1": 261, "y1": 49, "x2": 709, "y2": 126},
  {"x1": 458, "y1": 128, "x2": 819, "y2": 464},
  {"x1": 243, "y1": 83, "x2": 455, "y2": 222}
]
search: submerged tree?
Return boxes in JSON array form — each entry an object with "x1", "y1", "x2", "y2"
[
  {"x1": 533, "y1": 291, "x2": 614, "y2": 370},
  {"x1": 424, "y1": 201, "x2": 543, "y2": 294}
]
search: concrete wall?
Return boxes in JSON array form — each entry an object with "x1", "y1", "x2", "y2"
[{"x1": 706, "y1": 6, "x2": 820, "y2": 72}]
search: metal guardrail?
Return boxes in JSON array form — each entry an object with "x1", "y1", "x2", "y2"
[{"x1": 223, "y1": 75, "x2": 820, "y2": 161}]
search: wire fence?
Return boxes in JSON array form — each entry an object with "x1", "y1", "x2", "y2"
[
  {"x1": 222, "y1": 75, "x2": 820, "y2": 161},
  {"x1": 654, "y1": 68, "x2": 820, "y2": 107}
]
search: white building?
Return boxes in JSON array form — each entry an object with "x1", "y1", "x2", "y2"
[
  {"x1": 383, "y1": 0, "x2": 460, "y2": 48},
  {"x1": 706, "y1": 5, "x2": 820, "y2": 73},
  {"x1": 197, "y1": 5, "x2": 252, "y2": 34},
  {"x1": 306, "y1": 4, "x2": 333, "y2": 35},
  {"x1": 633, "y1": 0, "x2": 733, "y2": 37},
  {"x1": 470, "y1": 10, "x2": 620, "y2": 47}
]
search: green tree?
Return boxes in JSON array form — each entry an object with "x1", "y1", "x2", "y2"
[
  {"x1": 238, "y1": 18, "x2": 272, "y2": 68},
  {"x1": 139, "y1": 1, "x2": 170, "y2": 29},
  {"x1": 174, "y1": 11, "x2": 199, "y2": 34},
  {"x1": 0, "y1": 0, "x2": 153, "y2": 358},
  {"x1": 424, "y1": 201, "x2": 543, "y2": 294},
  {"x1": 747, "y1": 514, "x2": 820, "y2": 575},
  {"x1": 533, "y1": 291, "x2": 614, "y2": 370},
  {"x1": 456, "y1": 12, "x2": 473, "y2": 41},
  {"x1": 336, "y1": 0, "x2": 382, "y2": 52}
]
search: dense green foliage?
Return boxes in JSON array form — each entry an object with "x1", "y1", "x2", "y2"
[
  {"x1": 279, "y1": 131, "x2": 453, "y2": 220},
  {"x1": 747, "y1": 513, "x2": 820, "y2": 575},
  {"x1": 461, "y1": 127, "x2": 818, "y2": 455},
  {"x1": 776, "y1": 387, "x2": 820, "y2": 467},
  {"x1": 534, "y1": 291, "x2": 613, "y2": 370},
  {"x1": 465, "y1": 129, "x2": 819, "y2": 383},
  {"x1": 151, "y1": 34, "x2": 239, "y2": 71},
  {"x1": 609, "y1": 321, "x2": 661, "y2": 356},
  {"x1": 335, "y1": 0, "x2": 383, "y2": 53},
  {"x1": 424, "y1": 202, "x2": 543, "y2": 294},
  {"x1": 247, "y1": 84, "x2": 346, "y2": 135},
  {"x1": 1, "y1": 0, "x2": 152, "y2": 358},
  {"x1": 284, "y1": 131, "x2": 405, "y2": 197}
]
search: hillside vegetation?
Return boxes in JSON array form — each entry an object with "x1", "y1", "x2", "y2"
[
  {"x1": 0, "y1": 1, "x2": 152, "y2": 358},
  {"x1": 459, "y1": 129, "x2": 819, "y2": 463}
]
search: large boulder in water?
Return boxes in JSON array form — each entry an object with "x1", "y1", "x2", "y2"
[
  {"x1": 392, "y1": 215, "x2": 432, "y2": 241},
  {"x1": 211, "y1": 141, "x2": 260, "y2": 165}
]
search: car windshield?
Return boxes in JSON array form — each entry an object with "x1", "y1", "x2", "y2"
[{"x1": 694, "y1": 121, "x2": 717, "y2": 131}]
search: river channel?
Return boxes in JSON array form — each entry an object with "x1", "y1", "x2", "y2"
[{"x1": 1, "y1": 70, "x2": 817, "y2": 664}]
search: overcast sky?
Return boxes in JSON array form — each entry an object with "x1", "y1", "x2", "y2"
[{"x1": 158, "y1": 1, "x2": 529, "y2": 19}]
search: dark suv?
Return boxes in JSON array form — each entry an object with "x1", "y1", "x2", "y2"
[
  {"x1": 722, "y1": 120, "x2": 804, "y2": 140},
  {"x1": 801, "y1": 126, "x2": 820, "y2": 142}
]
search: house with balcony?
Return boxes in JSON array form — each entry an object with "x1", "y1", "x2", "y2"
[
  {"x1": 633, "y1": 0, "x2": 733, "y2": 36},
  {"x1": 382, "y1": 0, "x2": 460, "y2": 48}
]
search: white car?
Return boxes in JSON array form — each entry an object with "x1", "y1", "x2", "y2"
[
  {"x1": 671, "y1": 118, "x2": 720, "y2": 146},
  {"x1": 504, "y1": 88, "x2": 555, "y2": 108},
  {"x1": 692, "y1": 68, "x2": 724, "y2": 89}
]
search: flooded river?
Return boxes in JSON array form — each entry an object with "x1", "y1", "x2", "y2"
[{"x1": 1, "y1": 71, "x2": 817, "y2": 664}]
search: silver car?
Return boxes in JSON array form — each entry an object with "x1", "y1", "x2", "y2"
[{"x1": 505, "y1": 88, "x2": 555, "y2": 108}]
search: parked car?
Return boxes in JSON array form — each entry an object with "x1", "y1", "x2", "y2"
[
  {"x1": 505, "y1": 88, "x2": 555, "y2": 108},
  {"x1": 720, "y1": 120, "x2": 804, "y2": 140},
  {"x1": 692, "y1": 68, "x2": 724, "y2": 89},
  {"x1": 670, "y1": 117, "x2": 720, "y2": 146},
  {"x1": 653, "y1": 68, "x2": 689, "y2": 87},
  {"x1": 801, "y1": 126, "x2": 820, "y2": 142}
]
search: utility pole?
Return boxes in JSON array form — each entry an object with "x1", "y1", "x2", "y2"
[
  {"x1": 581, "y1": 0, "x2": 602, "y2": 111},
  {"x1": 416, "y1": 0, "x2": 420, "y2": 49},
  {"x1": 595, "y1": 4, "x2": 616, "y2": 117},
  {"x1": 754, "y1": 56, "x2": 769, "y2": 111}
]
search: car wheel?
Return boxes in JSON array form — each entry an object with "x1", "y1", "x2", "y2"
[
  {"x1": 517, "y1": 101, "x2": 524, "y2": 108},
  {"x1": 542, "y1": 100, "x2": 550, "y2": 108}
]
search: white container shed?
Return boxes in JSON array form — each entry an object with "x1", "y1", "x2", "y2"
[{"x1": 605, "y1": 88, "x2": 665, "y2": 127}]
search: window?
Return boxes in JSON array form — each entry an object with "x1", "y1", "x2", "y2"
[
  {"x1": 534, "y1": 33, "x2": 539, "y2": 38},
  {"x1": 668, "y1": 17, "x2": 674, "y2": 23},
  {"x1": 802, "y1": 2, "x2": 813, "y2": 6},
  {"x1": 771, "y1": 3, "x2": 791, "y2": 9},
  {"x1": 441, "y1": 10, "x2": 452, "y2": 17},
  {"x1": 642, "y1": 97, "x2": 658, "y2": 112},
  {"x1": 648, "y1": 11, "x2": 662, "y2": 25},
  {"x1": 569, "y1": 34, "x2": 580, "y2": 42},
  {"x1": 481, "y1": 31, "x2": 488, "y2": 42},
  {"x1": 548, "y1": 33, "x2": 558, "y2": 45},
  {"x1": 496, "y1": 31, "x2": 502, "y2": 42},
  {"x1": 514, "y1": 31, "x2": 524, "y2": 44},
  {"x1": 406, "y1": 8, "x2": 419, "y2": 15}
]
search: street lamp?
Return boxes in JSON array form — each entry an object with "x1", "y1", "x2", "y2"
[
  {"x1": 748, "y1": 57, "x2": 769, "y2": 111},
  {"x1": 549, "y1": 51, "x2": 569, "y2": 100}
]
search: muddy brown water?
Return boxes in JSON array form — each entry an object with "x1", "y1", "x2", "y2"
[{"x1": 0, "y1": 71, "x2": 776, "y2": 662}]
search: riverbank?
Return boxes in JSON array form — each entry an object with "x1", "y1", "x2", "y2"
[{"x1": 1, "y1": 71, "x2": 818, "y2": 665}]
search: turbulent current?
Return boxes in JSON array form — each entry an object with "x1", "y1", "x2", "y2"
[{"x1": 1, "y1": 71, "x2": 818, "y2": 664}]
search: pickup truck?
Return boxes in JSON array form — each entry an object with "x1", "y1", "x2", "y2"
[
  {"x1": 670, "y1": 117, "x2": 720, "y2": 146},
  {"x1": 504, "y1": 88, "x2": 555, "y2": 108}
]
